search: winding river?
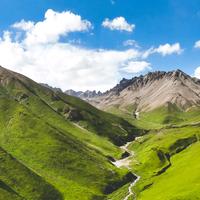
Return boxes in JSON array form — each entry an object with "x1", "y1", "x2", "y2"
[{"x1": 111, "y1": 142, "x2": 140, "y2": 200}]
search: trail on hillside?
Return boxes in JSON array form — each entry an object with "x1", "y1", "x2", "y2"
[{"x1": 111, "y1": 141, "x2": 140, "y2": 200}]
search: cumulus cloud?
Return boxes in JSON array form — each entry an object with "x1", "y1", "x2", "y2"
[
  {"x1": 0, "y1": 9, "x2": 153, "y2": 92},
  {"x1": 121, "y1": 61, "x2": 151, "y2": 73},
  {"x1": 142, "y1": 43, "x2": 183, "y2": 58},
  {"x1": 0, "y1": 29, "x2": 145, "y2": 91},
  {"x1": 12, "y1": 9, "x2": 92, "y2": 45},
  {"x1": 102, "y1": 17, "x2": 135, "y2": 32},
  {"x1": 0, "y1": 9, "x2": 183, "y2": 92},
  {"x1": 13, "y1": 20, "x2": 34, "y2": 31},
  {"x1": 194, "y1": 67, "x2": 200, "y2": 78},
  {"x1": 194, "y1": 40, "x2": 200, "y2": 48},
  {"x1": 154, "y1": 43, "x2": 183, "y2": 56}
]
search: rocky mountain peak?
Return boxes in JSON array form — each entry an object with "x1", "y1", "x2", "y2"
[
  {"x1": 65, "y1": 89, "x2": 102, "y2": 99},
  {"x1": 40, "y1": 83, "x2": 62, "y2": 93},
  {"x1": 104, "y1": 69, "x2": 190, "y2": 96},
  {"x1": 88, "y1": 69, "x2": 200, "y2": 112},
  {"x1": 167, "y1": 69, "x2": 189, "y2": 80}
]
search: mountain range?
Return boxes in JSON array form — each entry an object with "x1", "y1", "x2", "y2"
[
  {"x1": 0, "y1": 66, "x2": 200, "y2": 200},
  {"x1": 66, "y1": 69, "x2": 200, "y2": 112},
  {"x1": 65, "y1": 89, "x2": 102, "y2": 99}
]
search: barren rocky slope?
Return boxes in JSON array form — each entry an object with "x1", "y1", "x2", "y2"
[{"x1": 88, "y1": 70, "x2": 200, "y2": 112}]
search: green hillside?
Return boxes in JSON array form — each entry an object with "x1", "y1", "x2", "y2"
[
  {"x1": 130, "y1": 126, "x2": 200, "y2": 200},
  {"x1": 106, "y1": 103, "x2": 200, "y2": 130},
  {"x1": 0, "y1": 66, "x2": 140, "y2": 200},
  {"x1": 105, "y1": 104, "x2": 200, "y2": 200},
  {"x1": 0, "y1": 147, "x2": 62, "y2": 200}
]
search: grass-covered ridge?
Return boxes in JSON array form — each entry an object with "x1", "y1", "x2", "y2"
[
  {"x1": 0, "y1": 66, "x2": 141, "y2": 200},
  {"x1": 1, "y1": 66, "x2": 140, "y2": 145}
]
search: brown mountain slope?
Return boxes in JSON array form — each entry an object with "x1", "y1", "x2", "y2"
[{"x1": 89, "y1": 70, "x2": 200, "y2": 112}]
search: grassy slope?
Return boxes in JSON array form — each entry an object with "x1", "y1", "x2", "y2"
[
  {"x1": 129, "y1": 126, "x2": 200, "y2": 200},
  {"x1": 0, "y1": 69, "x2": 141, "y2": 200},
  {"x1": 107, "y1": 183, "x2": 130, "y2": 200},
  {"x1": 8, "y1": 72, "x2": 140, "y2": 145},
  {"x1": 0, "y1": 147, "x2": 62, "y2": 200},
  {"x1": 106, "y1": 104, "x2": 200, "y2": 130},
  {"x1": 105, "y1": 104, "x2": 200, "y2": 200},
  {"x1": 0, "y1": 94, "x2": 128, "y2": 200},
  {"x1": 107, "y1": 126, "x2": 200, "y2": 200},
  {"x1": 138, "y1": 142, "x2": 200, "y2": 200}
]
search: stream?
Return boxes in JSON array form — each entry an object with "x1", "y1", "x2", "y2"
[{"x1": 111, "y1": 141, "x2": 140, "y2": 200}]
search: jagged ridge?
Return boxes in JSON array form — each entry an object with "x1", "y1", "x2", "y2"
[
  {"x1": 65, "y1": 89, "x2": 102, "y2": 99},
  {"x1": 88, "y1": 69, "x2": 200, "y2": 112}
]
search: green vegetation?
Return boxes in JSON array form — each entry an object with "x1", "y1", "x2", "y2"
[
  {"x1": 1, "y1": 67, "x2": 200, "y2": 200},
  {"x1": 0, "y1": 147, "x2": 61, "y2": 200},
  {"x1": 105, "y1": 103, "x2": 200, "y2": 200},
  {"x1": 137, "y1": 142, "x2": 200, "y2": 200},
  {"x1": 107, "y1": 183, "x2": 130, "y2": 200},
  {"x1": 107, "y1": 103, "x2": 200, "y2": 130},
  {"x1": 127, "y1": 126, "x2": 200, "y2": 200},
  {"x1": 0, "y1": 68, "x2": 140, "y2": 200}
]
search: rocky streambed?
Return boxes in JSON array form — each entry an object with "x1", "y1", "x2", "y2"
[{"x1": 111, "y1": 141, "x2": 140, "y2": 200}]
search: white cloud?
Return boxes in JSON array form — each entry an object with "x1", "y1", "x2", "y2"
[
  {"x1": 194, "y1": 67, "x2": 200, "y2": 78},
  {"x1": 0, "y1": 29, "x2": 144, "y2": 91},
  {"x1": 12, "y1": 9, "x2": 92, "y2": 45},
  {"x1": 13, "y1": 20, "x2": 34, "y2": 31},
  {"x1": 121, "y1": 61, "x2": 151, "y2": 73},
  {"x1": 142, "y1": 47, "x2": 155, "y2": 59},
  {"x1": 123, "y1": 39, "x2": 139, "y2": 48},
  {"x1": 0, "y1": 9, "x2": 182, "y2": 92},
  {"x1": 102, "y1": 17, "x2": 135, "y2": 32},
  {"x1": 142, "y1": 43, "x2": 183, "y2": 58},
  {"x1": 194, "y1": 40, "x2": 200, "y2": 48},
  {"x1": 0, "y1": 10, "x2": 152, "y2": 92},
  {"x1": 154, "y1": 43, "x2": 183, "y2": 56}
]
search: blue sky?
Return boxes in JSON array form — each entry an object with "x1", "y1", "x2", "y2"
[{"x1": 0, "y1": 0, "x2": 200, "y2": 91}]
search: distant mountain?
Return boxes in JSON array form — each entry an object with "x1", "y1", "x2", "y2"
[
  {"x1": 65, "y1": 89, "x2": 102, "y2": 99},
  {"x1": 88, "y1": 69, "x2": 200, "y2": 112},
  {"x1": 40, "y1": 83, "x2": 63, "y2": 92}
]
